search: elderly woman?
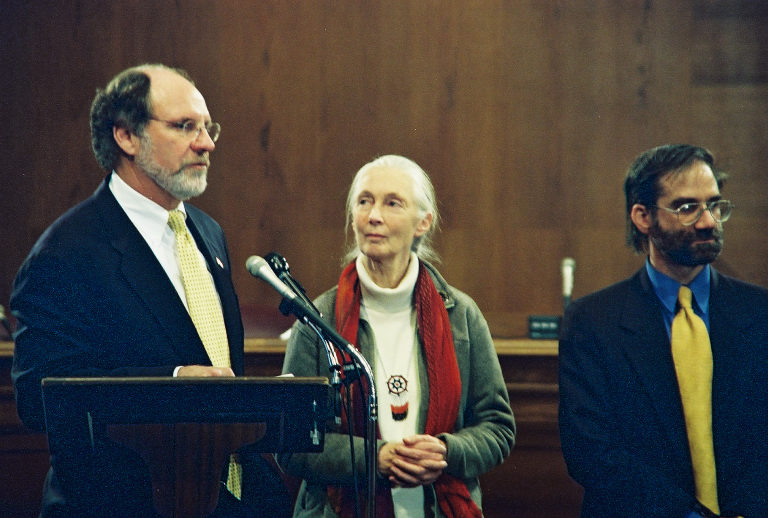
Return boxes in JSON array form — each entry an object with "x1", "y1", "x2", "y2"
[{"x1": 279, "y1": 155, "x2": 515, "y2": 517}]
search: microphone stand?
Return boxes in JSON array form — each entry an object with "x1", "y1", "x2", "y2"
[
  {"x1": 279, "y1": 297, "x2": 378, "y2": 518},
  {"x1": 306, "y1": 322, "x2": 343, "y2": 426}
]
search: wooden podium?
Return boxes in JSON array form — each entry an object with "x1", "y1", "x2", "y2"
[{"x1": 41, "y1": 376, "x2": 330, "y2": 517}]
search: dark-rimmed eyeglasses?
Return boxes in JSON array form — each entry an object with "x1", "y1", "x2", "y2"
[
  {"x1": 149, "y1": 117, "x2": 221, "y2": 142},
  {"x1": 654, "y1": 200, "x2": 734, "y2": 226}
]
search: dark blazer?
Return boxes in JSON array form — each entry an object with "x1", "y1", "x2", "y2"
[
  {"x1": 559, "y1": 266, "x2": 768, "y2": 518},
  {"x1": 11, "y1": 177, "x2": 244, "y2": 516}
]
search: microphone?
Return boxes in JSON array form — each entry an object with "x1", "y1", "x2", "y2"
[
  {"x1": 246, "y1": 256, "x2": 299, "y2": 302},
  {"x1": 264, "y1": 252, "x2": 320, "y2": 315},
  {"x1": 561, "y1": 257, "x2": 576, "y2": 311},
  {"x1": 246, "y1": 255, "x2": 355, "y2": 356},
  {"x1": 0, "y1": 305, "x2": 11, "y2": 337}
]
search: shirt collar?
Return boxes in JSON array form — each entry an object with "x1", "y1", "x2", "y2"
[
  {"x1": 109, "y1": 172, "x2": 186, "y2": 251},
  {"x1": 645, "y1": 259, "x2": 711, "y2": 313}
]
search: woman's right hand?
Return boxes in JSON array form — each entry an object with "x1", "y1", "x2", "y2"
[{"x1": 378, "y1": 434, "x2": 448, "y2": 487}]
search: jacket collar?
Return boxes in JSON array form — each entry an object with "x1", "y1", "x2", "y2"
[
  {"x1": 617, "y1": 267, "x2": 690, "y2": 459},
  {"x1": 420, "y1": 260, "x2": 455, "y2": 310}
]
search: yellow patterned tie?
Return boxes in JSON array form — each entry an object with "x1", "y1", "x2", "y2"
[
  {"x1": 167, "y1": 210, "x2": 241, "y2": 499},
  {"x1": 670, "y1": 285, "x2": 719, "y2": 514},
  {"x1": 167, "y1": 210, "x2": 230, "y2": 368}
]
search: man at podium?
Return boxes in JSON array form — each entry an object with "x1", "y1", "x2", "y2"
[{"x1": 10, "y1": 64, "x2": 258, "y2": 516}]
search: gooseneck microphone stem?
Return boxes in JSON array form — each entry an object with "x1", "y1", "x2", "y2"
[
  {"x1": 246, "y1": 255, "x2": 377, "y2": 518},
  {"x1": 308, "y1": 327, "x2": 343, "y2": 426},
  {"x1": 283, "y1": 275, "x2": 321, "y2": 315},
  {"x1": 264, "y1": 252, "x2": 322, "y2": 316}
]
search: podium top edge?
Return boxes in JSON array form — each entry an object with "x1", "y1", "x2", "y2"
[{"x1": 41, "y1": 376, "x2": 329, "y2": 386}]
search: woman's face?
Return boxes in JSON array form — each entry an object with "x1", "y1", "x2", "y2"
[{"x1": 352, "y1": 166, "x2": 432, "y2": 267}]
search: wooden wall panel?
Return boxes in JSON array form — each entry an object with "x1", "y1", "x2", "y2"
[
  {"x1": 2, "y1": 1, "x2": 767, "y2": 333},
  {"x1": 1, "y1": 1, "x2": 767, "y2": 514}
]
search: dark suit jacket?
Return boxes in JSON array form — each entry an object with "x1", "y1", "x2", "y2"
[
  {"x1": 559, "y1": 266, "x2": 768, "y2": 518},
  {"x1": 11, "y1": 177, "x2": 245, "y2": 516}
]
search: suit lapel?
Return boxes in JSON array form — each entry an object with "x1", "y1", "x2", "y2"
[
  {"x1": 708, "y1": 268, "x2": 751, "y2": 362},
  {"x1": 93, "y1": 181, "x2": 209, "y2": 364},
  {"x1": 708, "y1": 269, "x2": 752, "y2": 471},
  {"x1": 617, "y1": 269, "x2": 690, "y2": 459}
]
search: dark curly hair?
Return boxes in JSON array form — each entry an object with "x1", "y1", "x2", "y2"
[
  {"x1": 624, "y1": 144, "x2": 728, "y2": 253},
  {"x1": 89, "y1": 64, "x2": 194, "y2": 172}
]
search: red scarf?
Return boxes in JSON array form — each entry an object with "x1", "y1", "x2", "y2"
[{"x1": 328, "y1": 261, "x2": 482, "y2": 518}]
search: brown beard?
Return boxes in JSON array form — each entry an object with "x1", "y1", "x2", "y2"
[{"x1": 648, "y1": 219, "x2": 723, "y2": 266}]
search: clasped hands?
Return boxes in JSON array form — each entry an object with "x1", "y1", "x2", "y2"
[{"x1": 378, "y1": 434, "x2": 448, "y2": 488}]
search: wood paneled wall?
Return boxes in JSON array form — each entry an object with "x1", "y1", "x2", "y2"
[
  {"x1": 1, "y1": 1, "x2": 767, "y2": 514},
  {"x1": 1, "y1": 1, "x2": 767, "y2": 331}
]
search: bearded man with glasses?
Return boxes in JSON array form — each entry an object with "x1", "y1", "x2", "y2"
[{"x1": 559, "y1": 144, "x2": 768, "y2": 518}]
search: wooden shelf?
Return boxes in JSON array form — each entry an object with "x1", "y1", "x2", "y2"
[{"x1": 2, "y1": 338, "x2": 558, "y2": 358}]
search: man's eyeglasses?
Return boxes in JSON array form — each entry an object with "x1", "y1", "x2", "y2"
[
  {"x1": 654, "y1": 200, "x2": 734, "y2": 226},
  {"x1": 149, "y1": 118, "x2": 221, "y2": 142}
]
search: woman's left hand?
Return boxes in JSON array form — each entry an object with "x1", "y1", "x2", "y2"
[{"x1": 387, "y1": 434, "x2": 448, "y2": 487}]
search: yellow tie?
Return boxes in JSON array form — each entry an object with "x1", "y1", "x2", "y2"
[
  {"x1": 670, "y1": 285, "x2": 719, "y2": 514},
  {"x1": 167, "y1": 210, "x2": 241, "y2": 498},
  {"x1": 167, "y1": 210, "x2": 231, "y2": 368}
]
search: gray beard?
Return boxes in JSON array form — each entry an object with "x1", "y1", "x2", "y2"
[{"x1": 136, "y1": 135, "x2": 207, "y2": 201}]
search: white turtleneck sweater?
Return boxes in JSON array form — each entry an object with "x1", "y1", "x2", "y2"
[{"x1": 356, "y1": 252, "x2": 424, "y2": 517}]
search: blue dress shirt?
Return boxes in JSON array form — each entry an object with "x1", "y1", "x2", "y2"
[{"x1": 645, "y1": 260, "x2": 711, "y2": 335}]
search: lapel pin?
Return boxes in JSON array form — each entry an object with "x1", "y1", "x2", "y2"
[{"x1": 216, "y1": 257, "x2": 224, "y2": 269}]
